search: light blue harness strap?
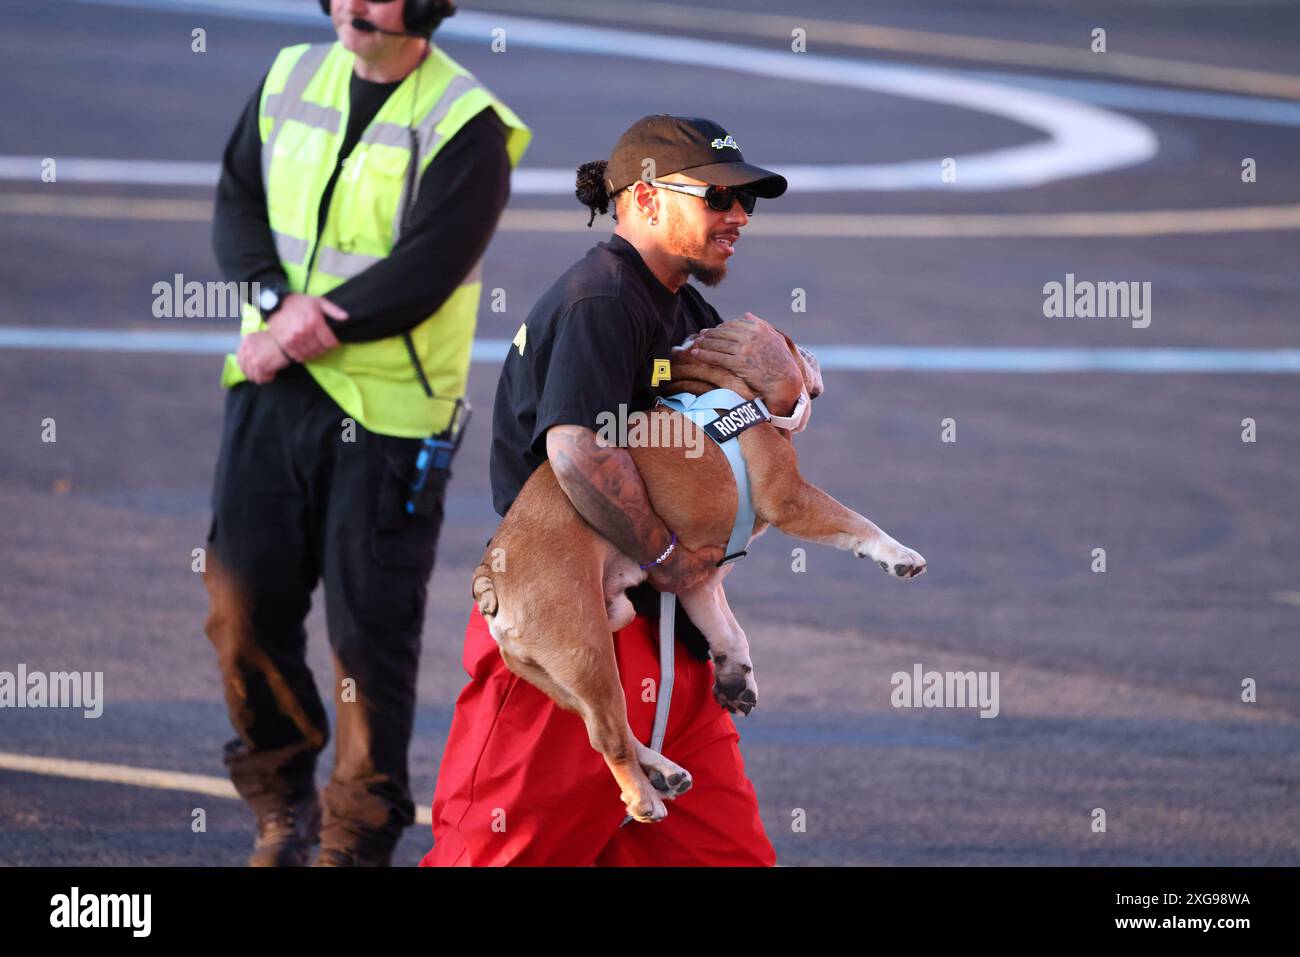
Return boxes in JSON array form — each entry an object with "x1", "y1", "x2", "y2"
[
  {"x1": 621, "y1": 590, "x2": 676, "y2": 829},
  {"x1": 656, "y1": 389, "x2": 764, "y2": 564},
  {"x1": 618, "y1": 389, "x2": 762, "y2": 827}
]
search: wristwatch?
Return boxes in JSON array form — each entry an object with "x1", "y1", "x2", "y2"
[
  {"x1": 257, "y1": 283, "x2": 288, "y2": 318},
  {"x1": 255, "y1": 283, "x2": 295, "y2": 363}
]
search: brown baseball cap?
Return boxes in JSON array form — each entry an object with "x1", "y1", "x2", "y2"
[{"x1": 603, "y1": 115, "x2": 787, "y2": 199}]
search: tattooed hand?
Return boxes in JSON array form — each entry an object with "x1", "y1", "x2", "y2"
[{"x1": 685, "y1": 313, "x2": 803, "y2": 414}]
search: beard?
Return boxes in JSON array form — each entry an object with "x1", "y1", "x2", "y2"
[
  {"x1": 684, "y1": 257, "x2": 726, "y2": 287},
  {"x1": 666, "y1": 203, "x2": 727, "y2": 286}
]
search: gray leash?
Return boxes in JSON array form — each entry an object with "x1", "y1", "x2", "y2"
[{"x1": 620, "y1": 592, "x2": 676, "y2": 827}]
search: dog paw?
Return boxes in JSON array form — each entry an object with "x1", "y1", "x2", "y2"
[
  {"x1": 647, "y1": 768, "x2": 693, "y2": 800},
  {"x1": 712, "y1": 653, "x2": 759, "y2": 715},
  {"x1": 623, "y1": 789, "x2": 668, "y2": 823},
  {"x1": 856, "y1": 538, "x2": 927, "y2": 579},
  {"x1": 639, "y1": 753, "x2": 693, "y2": 800}
]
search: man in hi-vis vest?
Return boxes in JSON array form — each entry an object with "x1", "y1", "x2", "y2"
[{"x1": 203, "y1": 0, "x2": 529, "y2": 866}]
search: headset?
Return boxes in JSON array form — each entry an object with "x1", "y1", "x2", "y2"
[{"x1": 317, "y1": 0, "x2": 457, "y2": 38}]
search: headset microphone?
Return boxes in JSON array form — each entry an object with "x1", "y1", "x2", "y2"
[
  {"x1": 350, "y1": 17, "x2": 422, "y2": 38},
  {"x1": 322, "y1": 1, "x2": 455, "y2": 37}
]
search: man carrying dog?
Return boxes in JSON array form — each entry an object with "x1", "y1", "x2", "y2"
[
  {"x1": 422, "y1": 115, "x2": 806, "y2": 866},
  {"x1": 203, "y1": 0, "x2": 529, "y2": 866}
]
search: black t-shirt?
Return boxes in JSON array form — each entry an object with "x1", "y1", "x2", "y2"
[{"x1": 489, "y1": 233, "x2": 723, "y2": 659}]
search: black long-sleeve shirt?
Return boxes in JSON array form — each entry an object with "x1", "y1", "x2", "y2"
[{"x1": 212, "y1": 66, "x2": 512, "y2": 342}]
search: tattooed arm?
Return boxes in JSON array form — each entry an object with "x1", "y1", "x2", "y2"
[{"x1": 546, "y1": 425, "x2": 721, "y2": 593}]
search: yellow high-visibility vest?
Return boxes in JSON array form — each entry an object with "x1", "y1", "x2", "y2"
[{"x1": 220, "y1": 41, "x2": 530, "y2": 437}]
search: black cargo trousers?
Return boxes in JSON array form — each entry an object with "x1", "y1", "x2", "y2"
[{"x1": 202, "y1": 361, "x2": 449, "y2": 858}]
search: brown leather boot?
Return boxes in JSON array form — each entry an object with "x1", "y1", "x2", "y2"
[
  {"x1": 313, "y1": 845, "x2": 393, "y2": 867},
  {"x1": 247, "y1": 792, "x2": 321, "y2": 867}
]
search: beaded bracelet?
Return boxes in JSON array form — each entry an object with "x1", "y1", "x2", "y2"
[{"x1": 640, "y1": 532, "x2": 677, "y2": 570}]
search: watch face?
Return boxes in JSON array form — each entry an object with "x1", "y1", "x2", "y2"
[{"x1": 259, "y1": 287, "x2": 280, "y2": 312}]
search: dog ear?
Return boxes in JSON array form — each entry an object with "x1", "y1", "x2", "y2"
[{"x1": 776, "y1": 329, "x2": 824, "y2": 400}]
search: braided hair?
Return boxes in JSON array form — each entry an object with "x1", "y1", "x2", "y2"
[{"x1": 575, "y1": 160, "x2": 617, "y2": 227}]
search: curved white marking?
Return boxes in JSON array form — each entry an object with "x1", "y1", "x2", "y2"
[
  {"x1": 54, "y1": 0, "x2": 1158, "y2": 192},
  {"x1": 457, "y1": 12, "x2": 1159, "y2": 192}
]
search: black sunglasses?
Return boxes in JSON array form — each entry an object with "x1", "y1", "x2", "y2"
[{"x1": 648, "y1": 180, "x2": 758, "y2": 214}]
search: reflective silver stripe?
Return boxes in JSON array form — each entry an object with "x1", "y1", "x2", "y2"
[
  {"x1": 415, "y1": 75, "x2": 482, "y2": 170},
  {"x1": 272, "y1": 230, "x2": 309, "y2": 266},
  {"x1": 390, "y1": 74, "x2": 484, "y2": 241},
  {"x1": 268, "y1": 45, "x2": 333, "y2": 118},
  {"x1": 359, "y1": 121, "x2": 415, "y2": 150},
  {"x1": 263, "y1": 91, "x2": 288, "y2": 120},
  {"x1": 264, "y1": 93, "x2": 342, "y2": 134},
  {"x1": 271, "y1": 99, "x2": 342, "y2": 134},
  {"x1": 314, "y1": 245, "x2": 382, "y2": 278},
  {"x1": 316, "y1": 246, "x2": 481, "y2": 286},
  {"x1": 262, "y1": 45, "x2": 335, "y2": 189}
]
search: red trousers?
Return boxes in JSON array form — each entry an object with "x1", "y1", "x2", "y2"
[{"x1": 420, "y1": 605, "x2": 776, "y2": 866}]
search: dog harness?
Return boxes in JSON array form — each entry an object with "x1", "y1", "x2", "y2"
[
  {"x1": 656, "y1": 388, "x2": 808, "y2": 563},
  {"x1": 621, "y1": 388, "x2": 809, "y2": 827}
]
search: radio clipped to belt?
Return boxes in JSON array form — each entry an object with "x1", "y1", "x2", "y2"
[{"x1": 405, "y1": 398, "x2": 471, "y2": 517}]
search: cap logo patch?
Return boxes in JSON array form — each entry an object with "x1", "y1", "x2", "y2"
[{"x1": 710, "y1": 135, "x2": 740, "y2": 151}]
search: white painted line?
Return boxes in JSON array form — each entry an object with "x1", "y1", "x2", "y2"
[
  {"x1": 809, "y1": 346, "x2": 1300, "y2": 373},
  {"x1": 0, "y1": 193, "x2": 217, "y2": 220},
  {"x1": 7, "y1": 68, "x2": 1300, "y2": 190},
  {"x1": 0, "y1": 326, "x2": 238, "y2": 353},
  {"x1": 943, "y1": 71, "x2": 1300, "y2": 129},
  {"x1": 54, "y1": 0, "x2": 1157, "y2": 192},
  {"x1": 10, "y1": 63, "x2": 1300, "y2": 190},
  {"x1": 3, "y1": 327, "x2": 1298, "y2": 373},
  {"x1": 0, "y1": 751, "x2": 238, "y2": 800},
  {"x1": 0, "y1": 751, "x2": 434, "y2": 826},
  {"x1": 664, "y1": 206, "x2": 1300, "y2": 238},
  {"x1": 0, "y1": 157, "x2": 219, "y2": 186},
  {"x1": 8, "y1": 75, "x2": 1299, "y2": 190},
  {"x1": 11, "y1": 65, "x2": 1300, "y2": 189}
]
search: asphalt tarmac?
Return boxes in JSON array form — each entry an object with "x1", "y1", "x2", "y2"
[{"x1": 0, "y1": 0, "x2": 1297, "y2": 866}]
